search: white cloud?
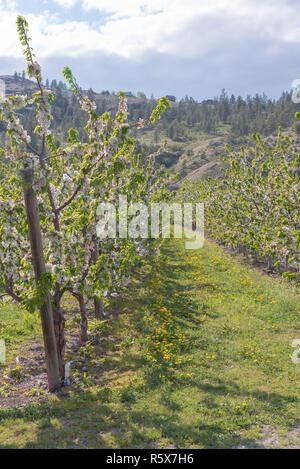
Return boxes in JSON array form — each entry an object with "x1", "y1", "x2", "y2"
[
  {"x1": 53, "y1": 0, "x2": 78, "y2": 7},
  {"x1": 5, "y1": 0, "x2": 18, "y2": 10},
  {"x1": 1, "y1": 0, "x2": 300, "y2": 62}
]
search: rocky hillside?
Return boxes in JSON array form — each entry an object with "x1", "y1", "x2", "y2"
[{"x1": 0, "y1": 74, "x2": 39, "y2": 96}]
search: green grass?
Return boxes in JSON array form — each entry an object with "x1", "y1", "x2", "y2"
[
  {"x1": 0, "y1": 238, "x2": 299, "y2": 448},
  {"x1": 0, "y1": 302, "x2": 41, "y2": 363}
]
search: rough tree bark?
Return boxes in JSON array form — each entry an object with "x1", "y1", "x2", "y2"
[
  {"x1": 70, "y1": 292, "x2": 88, "y2": 344},
  {"x1": 92, "y1": 236, "x2": 105, "y2": 319},
  {"x1": 78, "y1": 294, "x2": 88, "y2": 344},
  {"x1": 22, "y1": 168, "x2": 61, "y2": 391},
  {"x1": 53, "y1": 287, "x2": 66, "y2": 379},
  {"x1": 94, "y1": 297, "x2": 104, "y2": 319}
]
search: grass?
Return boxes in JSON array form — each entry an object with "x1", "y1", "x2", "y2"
[
  {"x1": 0, "y1": 238, "x2": 299, "y2": 448},
  {"x1": 0, "y1": 302, "x2": 41, "y2": 363}
]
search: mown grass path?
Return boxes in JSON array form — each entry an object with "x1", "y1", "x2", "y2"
[{"x1": 0, "y1": 239, "x2": 299, "y2": 448}]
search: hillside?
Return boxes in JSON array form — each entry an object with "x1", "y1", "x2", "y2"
[
  {"x1": 176, "y1": 128, "x2": 300, "y2": 182},
  {"x1": 1, "y1": 75, "x2": 300, "y2": 183},
  {"x1": 0, "y1": 74, "x2": 38, "y2": 96}
]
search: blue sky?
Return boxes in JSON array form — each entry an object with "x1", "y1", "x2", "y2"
[{"x1": 0, "y1": 0, "x2": 299, "y2": 100}]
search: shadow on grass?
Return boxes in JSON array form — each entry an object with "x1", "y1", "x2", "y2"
[
  {"x1": 0, "y1": 240, "x2": 298, "y2": 449},
  {"x1": 0, "y1": 392, "x2": 270, "y2": 449}
]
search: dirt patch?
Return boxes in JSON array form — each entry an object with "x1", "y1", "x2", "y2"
[
  {"x1": 0, "y1": 319, "x2": 98, "y2": 409},
  {"x1": 99, "y1": 427, "x2": 122, "y2": 439},
  {"x1": 0, "y1": 336, "x2": 50, "y2": 409},
  {"x1": 184, "y1": 160, "x2": 221, "y2": 181},
  {"x1": 259, "y1": 423, "x2": 300, "y2": 449},
  {"x1": 233, "y1": 424, "x2": 300, "y2": 449}
]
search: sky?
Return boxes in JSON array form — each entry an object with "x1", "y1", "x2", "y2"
[{"x1": 0, "y1": 0, "x2": 299, "y2": 101}]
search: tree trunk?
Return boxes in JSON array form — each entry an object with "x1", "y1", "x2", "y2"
[
  {"x1": 53, "y1": 297, "x2": 66, "y2": 380},
  {"x1": 267, "y1": 255, "x2": 274, "y2": 270},
  {"x1": 243, "y1": 246, "x2": 249, "y2": 259},
  {"x1": 94, "y1": 297, "x2": 104, "y2": 319},
  {"x1": 22, "y1": 168, "x2": 61, "y2": 391},
  {"x1": 284, "y1": 254, "x2": 289, "y2": 272},
  {"x1": 91, "y1": 236, "x2": 104, "y2": 319},
  {"x1": 78, "y1": 294, "x2": 88, "y2": 344}
]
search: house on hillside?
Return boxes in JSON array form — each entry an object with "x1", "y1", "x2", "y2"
[
  {"x1": 166, "y1": 95, "x2": 176, "y2": 102},
  {"x1": 201, "y1": 99, "x2": 216, "y2": 107}
]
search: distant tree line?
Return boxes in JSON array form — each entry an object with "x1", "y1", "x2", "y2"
[
  {"x1": 1, "y1": 84, "x2": 300, "y2": 150},
  {"x1": 157, "y1": 89, "x2": 300, "y2": 138}
]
